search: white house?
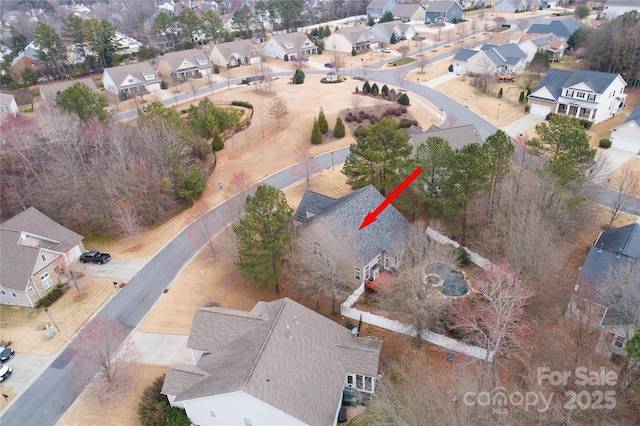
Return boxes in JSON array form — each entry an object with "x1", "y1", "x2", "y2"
[
  {"x1": 452, "y1": 43, "x2": 527, "y2": 76},
  {"x1": 528, "y1": 69, "x2": 627, "y2": 124},
  {"x1": 516, "y1": 33, "x2": 567, "y2": 63},
  {"x1": 102, "y1": 62, "x2": 162, "y2": 96},
  {"x1": 324, "y1": 27, "x2": 380, "y2": 53},
  {"x1": 156, "y1": 48, "x2": 213, "y2": 78},
  {"x1": 0, "y1": 92, "x2": 19, "y2": 117},
  {"x1": 162, "y1": 298, "x2": 382, "y2": 426},
  {"x1": 493, "y1": 0, "x2": 541, "y2": 12},
  {"x1": 208, "y1": 40, "x2": 262, "y2": 67},
  {"x1": 369, "y1": 21, "x2": 416, "y2": 44},
  {"x1": 261, "y1": 33, "x2": 317, "y2": 60},
  {"x1": 602, "y1": 0, "x2": 640, "y2": 19},
  {"x1": 610, "y1": 105, "x2": 640, "y2": 152},
  {"x1": 114, "y1": 32, "x2": 143, "y2": 55}
]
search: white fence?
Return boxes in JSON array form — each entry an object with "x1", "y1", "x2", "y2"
[{"x1": 340, "y1": 226, "x2": 494, "y2": 362}]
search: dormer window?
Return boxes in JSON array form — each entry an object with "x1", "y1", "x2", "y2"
[
  {"x1": 587, "y1": 93, "x2": 596, "y2": 101},
  {"x1": 566, "y1": 89, "x2": 574, "y2": 97}
]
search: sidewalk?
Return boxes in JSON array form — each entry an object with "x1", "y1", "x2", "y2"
[
  {"x1": 422, "y1": 72, "x2": 459, "y2": 88},
  {"x1": 593, "y1": 147, "x2": 637, "y2": 184}
]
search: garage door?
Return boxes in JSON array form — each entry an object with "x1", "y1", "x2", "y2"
[
  {"x1": 530, "y1": 103, "x2": 551, "y2": 116},
  {"x1": 611, "y1": 137, "x2": 640, "y2": 153}
]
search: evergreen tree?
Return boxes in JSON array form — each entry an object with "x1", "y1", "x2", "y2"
[
  {"x1": 519, "y1": 91, "x2": 525, "y2": 103},
  {"x1": 371, "y1": 83, "x2": 379, "y2": 95},
  {"x1": 390, "y1": 33, "x2": 398, "y2": 44},
  {"x1": 363, "y1": 81, "x2": 371, "y2": 93},
  {"x1": 294, "y1": 68, "x2": 305, "y2": 84},
  {"x1": 351, "y1": 47, "x2": 357, "y2": 56},
  {"x1": 211, "y1": 129, "x2": 224, "y2": 151},
  {"x1": 333, "y1": 116, "x2": 346, "y2": 138},
  {"x1": 318, "y1": 108, "x2": 329, "y2": 134},
  {"x1": 398, "y1": 93, "x2": 410, "y2": 105},
  {"x1": 311, "y1": 118, "x2": 322, "y2": 144},
  {"x1": 232, "y1": 184, "x2": 295, "y2": 293},
  {"x1": 55, "y1": 82, "x2": 110, "y2": 121},
  {"x1": 498, "y1": 87, "x2": 503, "y2": 98},
  {"x1": 381, "y1": 84, "x2": 389, "y2": 97}
]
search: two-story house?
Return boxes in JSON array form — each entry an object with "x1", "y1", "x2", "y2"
[
  {"x1": 162, "y1": 298, "x2": 382, "y2": 426},
  {"x1": 366, "y1": 0, "x2": 397, "y2": 20},
  {"x1": 1, "y1": 207, "x2": 85, "y2": 307},
  {"x1": 424, "y1": 1, "x2": 464, "y2": 24},
  {"x1": 391, "y1": 3, "x2": 426, "y2": 22},
  {"x1": 527, "y1": 69, "x2": 627, "y2": 123},
  {"x1": 102, "y1": 61, "x2": 162, "y2": 96}
]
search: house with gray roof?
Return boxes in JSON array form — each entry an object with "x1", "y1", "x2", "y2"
[
  {"x1": 261, "y1": 33, "x2": 317, "y2": 60},
  {"x1": 568, "y1": 223, "x2": 640, "y2": 360},
  {"x1": 208, "y1": 40, "x2": 262, "y2": 67},
  {"x1": 369, "y1": 21, "x2": 416, "y2": 45},
  {"x1": 324, "y1": 27, "x2": 380, "y2": 53},
  {"x1": 527, "y1": 19, "x2": 586, "y2": 38},
  {"x1": 452, "y1": 43, "x2": 527, "y2": 76},
  {"x1": 610, "y1": 105, "x2": 640, "y2": 152},
  {"x1": 295, "y1": 185, "x2": 411, "y2": 288},
  {"x1": 424, "y1": 1, "x2": 463, "y2": 24},
  {"x1": 602, "y1": 0, "x2": 640, "y2": 20},
  {"x1": 0, "y1": 207, "x2": 84, "y2": 307},
  {"x1": 0, "y1": 92, "x2": 18, "y2": 117},
  {"x1": 408, "y1": 124, "x2": 485, "y2": 154},
  {"x1": 156, "y1": 48, "x2": 213, "y2": 79},
  {"x1": 367, "y1": 0, "x2": 397, "y2": 19},
  {"x1": 162, "y1": 297, "x2": 382, "y2": 426},
  {"x1": 527, "y1": 69, "x2": 627, "y2": 123},
  {"x1": 391, "y1": 3, "x2": 426, "y2": 22},
  {"x1": 494, "y1": 0, "x2": 541, "y2": 13},
  {"x1": 39, "y1": 77, "x2": 99, "y2": 107},
  {"x1": 516, "y1": 33, "x2": 567, "y2": 62},
  {"x1": 102, "y1": 61, "x2": 162, "y2": 96}
]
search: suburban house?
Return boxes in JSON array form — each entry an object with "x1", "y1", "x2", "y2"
[
  {"x1": 102, "y1": 61, "x2": 162, "y2": 96},
  {"x1": 391, "y1": 3, "x2": 426, "y2": 22},
  {"x1": 515, "y1": 33, "x2": 567, "y2": 62},
  {"x1": 408, "y1": 124, "x2": 485, "y2": 154},
  {"x1": 10, "y1": 41, "x2": 44, "y2": 78},
  {"x1": 610, "y1": 105, "x2": 640, "y2": 152},
  {"x1": 452, "y1": 43, "x2": 527, "y2": 76},
  {"x1": 0, "y1": 92, "x2": 18, "y2": 117},
  {"x1": 0, "y1": 207, "x2": 85, "y2": 307},
  {"x1": 162, "y1": 298, "x2": 382, "y2": 426},
  {"x1": 527, "y1": 69, "x2": 627, "y2": 123},
  {"x1": 261, "y1": 33, "x2": 317, "y2": 60},
  {"x1": 324, "y1": 27, "x2": 380, "y2": 53},
  {"x1": 568, "y1": 223, "x2": 639, "y2": 360},
  {"x1": 423, "y1": 1, "x2": 464, "y2": 24},
  {"x1": 156, "y1": 48, "x2": 213, "y2": 79},
  {"x1": 602, "y1": 0, "x2": 640, "y2": 19},
  {"x1": 493, "y1": 0, "x2": 541, "y2": 13},
  {"x1": 208, "y1": 40, "x2": 262, "y2": 67},
  {"x1": 369, "y1": 21, "x2": 416, "y2": 44},
  {"x1": 38, "y1": 77, "x2": 99, "y2": 107},
  {"x1": 295, "y1": 185, "x2": 411, "y2": 289},
  {"x1": 527, "y1": 19, "x2": 586, "y2": 38},
  {"x1": 114, "y1": 31, "x2": 143, "y2": 55},
  {"x1": 366, "y1": 0, "x2": 397, "y2": 19}
]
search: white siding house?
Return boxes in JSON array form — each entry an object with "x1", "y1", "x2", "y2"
[{"x1": 102, "y1": 62, "x2": 162, "y2": 96}]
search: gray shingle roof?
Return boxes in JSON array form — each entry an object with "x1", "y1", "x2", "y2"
[
  {"x1": 532, "y1": 69, "x2": 624, "y2": 101},
  {"x1": 103, "y1": 61, "x2": 160, "y2": 88},
  {"x1": 527, "y1": 19, "x2": 586, "y2": 37},
  {"x1": 210, "y1": 40, "x2": 261, "y2": 61},
  {"x1": 297, "y1": 185, "x2": 411, "y2": 264},
  {"x1": 481, "y1": 43, "x2": 527, "y2": 66},
  {"x1": 621, "y1": 105, "x2": 640, "y2": 126},
  {"x1": 424, "y1": 1, "x2": 459, "y2": 12},
  {"x1": 294, "y1": 190, "x2": 338, "y2": 223},
  {"x1": 1, "y1": 207, "x2": 83, "y2": 290},
  {"x1": 39, "y1": 77, "x2": 98, "y2": 106},
  {"x1": 163, "y1": 298, "x2": 382, "y2": 425},
  {"x1": 409, "y1": 124, "x2": 485, "y2": 152},
  {"x1": 391, "y1": 3, "x2": 423, "y2": 16},
  {"x1": 453, "y1": 48, "x2": 478, "y2": 61},
  {"x1": 159, "y1": 48, "x2": 210, "y2": 72}
]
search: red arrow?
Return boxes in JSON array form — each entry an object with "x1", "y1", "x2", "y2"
[{"x1": 359, "y1": 167, "x2": 423, "y2": 230}]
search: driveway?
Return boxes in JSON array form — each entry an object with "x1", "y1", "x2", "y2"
[
  {"x1": 1, "y1": 353, "x2": 54, "y2": 401},
  {"x1": 80, "y1": 258, "x2": 148, "y2": 283},
  {"x1": 129, "y1": 330, "x2": 191, "y2": 365},
  {"x1": 501, "y1": 113, "x2": 546, "y2": 139}
]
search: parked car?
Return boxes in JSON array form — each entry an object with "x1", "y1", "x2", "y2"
[
  {"x1": 412, "y1": 35, "x2": 425, "y2": 41},
  {"x1": 290, "y1": 54, "x2": 309, "y2": 61},
  {"x1": 324, "y1": 62, "x2": 335, "y2": 68},
  {"x1": 338, "y1": 408, "x2": 347, "y2": 423},
  {"x1": 0, "y1": 362, "x2": 12, "y2": 382},
  {"x1": 381, "y1": 47, "x2": 391, "y2": 53},
  {"x1": 79, "y1": 250, "x2": 111, "y2": 264},
  {"x1": 0, "y1": 346, "x2": 14, "y2": 362}
]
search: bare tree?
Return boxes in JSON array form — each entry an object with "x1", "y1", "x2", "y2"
[
  {"x1": 441, "y1": 113, "x2": 459, "y2": 129},
  {"x1": 607, "y1": 165, "x2": 639, "y2": 228},
  {"x1": 349, "y1": 94, "x2": 364, "y2": 113},
  {"x1": 470, "y1": 19, "x2": 478, "y2": 38},
  {"x1": 269, "y1": 95, "x2": 289, "y2": 127},
  {"x1": 418, "y1": 53, "x2": 427, "y2": 73},
  {"x1": 112, "y1": 200, "x2": 143, "y2": 248},
  {"x1": 381, "y1": 220, "x2": 460, "y2": 347},
  {"x1": 188, "y1": 200, "x2": 221, "y2": 261},
  {"x1": 69, "y1": 318, "x2": 138, "y2": 399},
  {"x1": 293, "y1": 143, "x2": 321, "y2": 188},
  {"x1": 332, "y1": 51, "x2": 347, "y2": 76},
  {"x1": 494, "y1": 16, "x2": 506, "y2": 28},
  {"x1": 517, "y1": 18, "x2": 528, "y2": 34},
  {"x1": 397, "y1": 44, "x2": 409, "y2": 59},
  {"x1": 446, "y1": 29, "x2": 454, "y2": 45},
  {"x1": 188, "y1": 77, "x2": 198, "y2": 99}
]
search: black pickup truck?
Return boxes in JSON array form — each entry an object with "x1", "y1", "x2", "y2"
[{"x1": 79, "y1": 251, "x2": 111, "y2": 264}]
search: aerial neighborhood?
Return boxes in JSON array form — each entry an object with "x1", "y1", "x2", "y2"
[{"x1": 1, "y1": 0, "x2": 639, "y2": 425}]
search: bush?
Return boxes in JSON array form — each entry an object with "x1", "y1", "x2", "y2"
[
  {"x1": 311, "y1": 119, "x2": 322, "y2": 144},
  {"x1": 448, "y1": 64, "x2": 454, "y2": 72},
  {"x1": 211, "y1": 130, "x2": 224, "y2": 151},
  {"x1": 519, "y1": 91, "x2": 525, "y2": 103},
  {"x1": 241, "y1": 78, "x2": 249, "y2": 85},
  {"x1": 599, "y1": 138, "x2": 612, "y2": 148},
  {"x1": 381, "y1": 84, "x2": 389, "y2": 96},
  {"x1": 42, "y1": 298, "x2": 52, "y2": 307},
  {"x1": 579, "y1": 119, "x2": 593, "y2": 129},
  {"x1": 351, "y1": 47, "x2": 357, "y2": 56},
  {"x1": 398, "y1": 118, "x2": 418, "y2": 128},
  {"x1": 355, "y1": 86, "x2": 359, "y2": 93},
  {"x1": 164, "y1": 405, "x2": 191, "y2": 426},
  {"x1": 160, "y1": 80, "x2": 168, "y2": 90},
  {"x1": 231, "y1": 100, "x2": 253, "y2": 109},
  {"x1": 498, "y1": 88, "x2": 503, "y2": 98},
  {"x1": 524, "y1": 104, "x2": 530, "y2": 114},
  {"x1": 354, "y1": 125, "x2": 367, "y2": 138},
  {"x1": 294, "y1": 68, "x2": 305, "y2": 84},
  {"x1": 138, "y1": 375, "x2": 166, "y2": 426},
  {"x1": 214, "y1": 65, "x2": 220, "y2": 74},
  {"x1": 363, "y1": 81, "x2": 371, "y2": 93},
  {"x1": 458, "y1": 246, "x2": 471, "y2": 267},
  {"x1": 318, "y1": 108, "x2": 328, "y2": 134},
  {"x1": 333, "y1": 116, "x2": 346, "y2": 138},
  {"x1": 371, "y1": 83, "x2": 379, "y2": 95},
  {"x1": 284, "y1": 54, "x2": 289, "y2": 61},
  {"x1": 398, "y1": 93, "x2": 410, "y2": 105}
]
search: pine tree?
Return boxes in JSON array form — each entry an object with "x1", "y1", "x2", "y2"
[
  {"x1": 318, "y1": 108, "x2": 329, "y2": 134},
  {"x1": 211, "y1": 129, "x2": 224, "y2": 151},
  {"x1": 398, "y1": 93, "x2": 410, "y2": 105},
  {"x1": 382, "y1": 84, "x2": 389, "y2": 97},
  {"x1": 351, "y1": 47, "x2": 357, "y2": 56},
  {"x1": 311, "y1": 118, "x2": 323, "y2": 144},
  {"x1": 371, "y1": 83, "x2": 379, "y2": 95},
  {"x1": 390, "y1": 33, "x2": 397, "y2": 44},
  {"x1": 333, "y1": 116, "x2": 346, "y2": 138},
  {"x1": 363, "y1": 81, "x2": 371, "y2": 93},
  {"x1": 519, "y1": 91, "x2": 525, "y2": 103},
  {"x1": 498, "y1": 87, "x2": 503, "y2": 98}
]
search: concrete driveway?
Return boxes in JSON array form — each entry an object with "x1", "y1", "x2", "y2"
[
  {"x1": 129, "y1": 330, "x2": 192, "y2": 365},
  {"x1": 79, "y1": 259, "x2": 148, "y2": 283},
  {"x1": 1, "y1": 353, "x2": 54, "y2": 399},
  {"x1": 501, "y1": 113, "x2": 546, "y2": 139}
]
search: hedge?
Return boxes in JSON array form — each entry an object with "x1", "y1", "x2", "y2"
[{"x1": 37, "y1": 283, "x2": 65, "y2": 308}]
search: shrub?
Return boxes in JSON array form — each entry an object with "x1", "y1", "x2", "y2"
[
  {"x1": 160, "y1": 80, "x2": 168, "y2": 90},
  {"x1": 231, "y1": 100, "x2": 253, "y2": 109},
  {"x1": 294, "y1": 68, "x2": 305, "y2": 84},
  {"x1": 381, "y1": 84, "x2": 389, "y2": 96},
  {"x1": 284, "y1": 54, "x2": 289, "y2": 61},
  {"x1": 138, "y1": 375, "x2": 166, "y2": 426},
  {"x1": 599, "y1": 138, "x2": 612, "y2": 148},
  {"x1": 333, "y1": 116, "x2": 346, "y2": 138},
  {"x1": 318, "y1": 108, "x2": 328, "y2": 134},
  {"x1": 400, "y1": 106, "x2": 407, "y2": 113},
  {"x1": 363, "y1": 81, "x2": 371, "y2": 93},
  {"x1": 214, "y1": 65, "x2": 220, "y2": 74},
  {"x1": 356, "y1": 117, "x2": 363, "y2": 123},
  {"x1": 398, "y1": 93, "x2": 410, "y2": 105},
  {"x1": 371, "y1": 83, "x2": 379, "y2": 95},
  {"x1": 448, "y1": 64, "x2": 454, "y2": 72},
  {"x1": 311, "y1": 119, "x2": 322, "y2": 144},
  {"x1": 498, "y1": 87, "x2": 503, "y2": 98},
  {"x1": 351, "y1": 47, "x2": 357, "y2": 56},
  {"x1": 458, "y1": 246, "x2": 471, "y2": 266},
  {"x1": 42, "y1": 298, "x2": 52, "y2": 307},
  {"x1": 399, "y1": 118, "x2": 418, "y2": 128},
  {"x1": 164, "y1": 405, "x2": 190, "y2": 426},
  {"x1": 355, "y1": 86, "x2": 359, "y2": 93},
  {"x1": 579, "y1": 119, "x2": 593, "y2": 129},
  {"x1": 354, "y1": 125, "x2": 367, "y2": 137},
  {"x1": 211, "y1": 130, "x2": 224, "y2": 151},
  {"x1": 241, "y1": 78, "x2": 249, "y2": 84},
  {"x1": 519, "y1": 91, "x2": 525, "y2": 103},
  {"x1": 526, "y1": 88, "x2": 531, "y2": 97},
  {"x1": 524, "y1": 104, "x2": 530, "y2": 113}
]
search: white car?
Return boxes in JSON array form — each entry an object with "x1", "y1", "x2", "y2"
[
  {"x1": 0, "y1": 362, "x2": 12, "y2": 382},
  {"x1": 381, "y1": 48, "x2": 391, "y2": 53}
]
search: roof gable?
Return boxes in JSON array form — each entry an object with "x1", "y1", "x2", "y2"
[{"x1": 409, "y1": 124, "x2": 485, "y2": 151}]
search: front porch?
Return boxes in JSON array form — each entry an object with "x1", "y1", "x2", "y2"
[{"x1": 557, "y1": 102, "x2": 596, "y2": 121}]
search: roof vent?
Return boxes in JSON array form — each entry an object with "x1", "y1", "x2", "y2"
[
  {"x1": 286, "y1": 325, "x2": 292, "y2": 339},
  {"x1": 294, "y1": 316, "x2": 299, "y2": 325}
]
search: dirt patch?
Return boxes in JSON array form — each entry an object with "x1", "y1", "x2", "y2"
[
  {"x1": 0, "y1": 276, "x2": 116, "y2": 355},
  {"x1": 58, "y1": 363, "x2": 166, "y2": 426}
]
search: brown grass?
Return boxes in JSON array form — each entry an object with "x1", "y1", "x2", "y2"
[{"x1": 605, "y1": 157, "x2": 640, "y2": 197}]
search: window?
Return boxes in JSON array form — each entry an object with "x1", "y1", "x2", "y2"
[
  {"x1": 28, "y1": 287, "x2": 36, "y2": 296},
  {"x1": 41, "y1": 254, "x2": 46, "y2": 261},
  {"x1": 40, "y1": 272, "x2": 54, "y2": 290},
  {"x1": 209, "y1": 410, "x2": 216, "y2": 418},
  {"x1": 583, "y1": 108, "x2": 591, "y2": 115},
  {"x1": 365, "y1": 266, "x2": 370, "y2": 280},
  {"x1": 243, "y1": 418, "x2": 252, "y2": 426},
  {"x1": 355, "y1": 267, "x2": 361, "y2": 280},
  {"x1": 614, "y1": 336, "x2": 625, "y2": 348},
  {"x1": 566, "y1": 89, "x2": 574, "y2": 97},
  {"x1": 587, "y1": 93, "x2": 596, "y2": 101},
  {"x1": 10, "y1": 289, "x2": 17, "y2": 298},
  {"x1": 356, "y1": 375, "x2": 363, "y2": 389},
  {"x1": 577, "y1": 92, "x2": 585, "y2": 99},
  {"x1": 365, "y1": 376, "x2": 373, "y2": 392},
  {"x1": 347, "y1": 376, "x2": 353, "y2": 385},
  {"x1": 0, "y1": 286, "x2": 5, "y2": 295},
  {"x1": 128, "y1": 78, "x2": 134, "y2": 83}
]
